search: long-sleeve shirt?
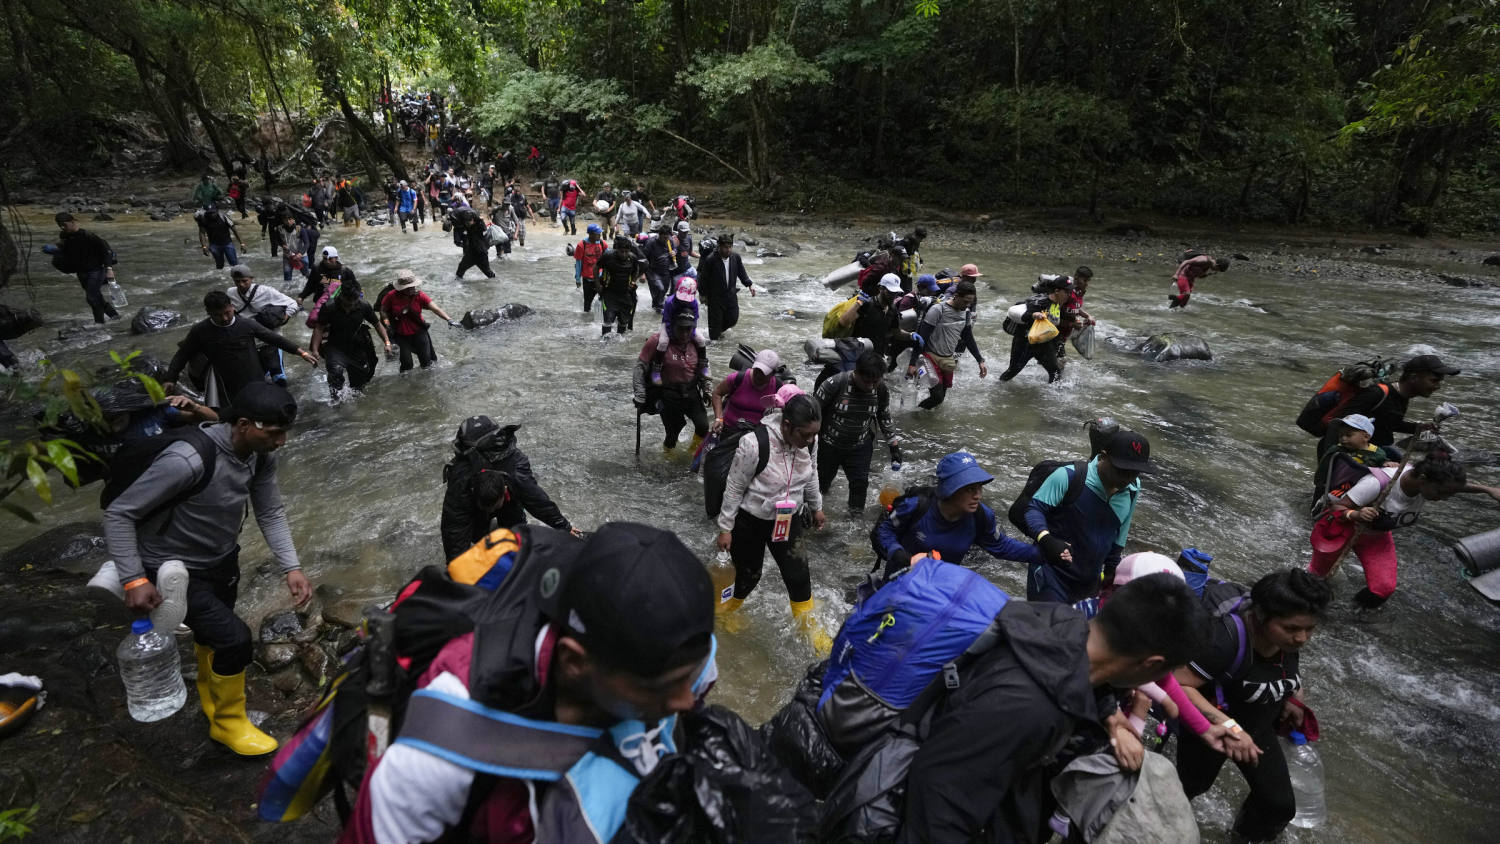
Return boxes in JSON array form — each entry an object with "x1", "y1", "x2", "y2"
[
  {"x1": 874, "y1": 496, "x2": 1042, "y2": 570},
  {"x1": 814, "y1": 370, "x2": 896, "y2": 451},
  {"x1": 440, "y1": 448, "x2": 571, "y2": 560},
  {"x1": 55, "y1": 228, "x2": 113, "y2": 273},
  {"x1": 909, "y1": 302, "x2": 982, "y2": 364},
  {"x1": 228, "y1": 283, "x2": 300, "y2": 319},
  {"x1": 716, "y1": 411, "x2": 821, "y2": 531},
  {"x1": 102, "y1": 422, "x2": 299, "y2": 583},
  {"x1": 166, "y1": 315, "x2": 301, "y2": 403},
  {"x1": 1023, "y1": 458, "x2": 1139, "y2": 600}
]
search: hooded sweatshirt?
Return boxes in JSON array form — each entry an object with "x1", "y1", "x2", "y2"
[{"x1": 896, "y1": 602, "x2": 1109, "y2": 844}]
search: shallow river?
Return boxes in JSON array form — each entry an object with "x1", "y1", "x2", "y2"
[{"x1": 5, "y1": 207, "x2": 1499, "y2": 842}]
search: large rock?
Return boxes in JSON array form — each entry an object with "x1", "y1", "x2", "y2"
[
  {"x1": 130, "y1": 307, "x2": 186, "y2": 335},
  {"x1": 1137, "y1": 333, "x2": 1213, "y2": 362},
  {"x1": 0, "y1": 304, "x2": 43, "y2": 340}
]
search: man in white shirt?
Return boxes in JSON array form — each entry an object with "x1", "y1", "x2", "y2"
[{"x1": 227, "y1": 265, "x2": 301, "y2": 387}]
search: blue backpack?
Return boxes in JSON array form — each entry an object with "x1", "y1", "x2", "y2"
[{"x1": 818, "y1": 561, "x2": 1009, "y2": 755}]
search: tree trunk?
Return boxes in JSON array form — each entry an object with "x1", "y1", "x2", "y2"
[
  {"x1": 329, "y1": 82, "x2": 410, "y2": 183},
  {"x1": 127, "y1": 50, "x2": 203, "y2": 167},
  {"x1": 3, "y1": 0, "x2": 36, "y2": 128}
]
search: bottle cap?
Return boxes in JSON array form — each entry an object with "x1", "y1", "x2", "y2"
[
  {"x1": 131, "y1": 619, "x2": 153, "y2": 634},
  {"x1": 1289, "y1": 730, "x2": 1307, "y2": 745}
]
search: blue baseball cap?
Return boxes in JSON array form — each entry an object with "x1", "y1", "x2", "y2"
[
  {"x1": 916, "y1": 274, "x2": 938, "y2": 292},
  {"x1": 935, "y1": 451, "x2": 994, "y2": 498},
  {"x1": 586, "y1": 223, "x2": 602, "y2": 235}
]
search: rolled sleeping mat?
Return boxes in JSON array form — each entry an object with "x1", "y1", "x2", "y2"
[
  {"x1": 804, "y1": 336, "x2": 874, "y2": 365},
  {"x1": 1455, "y1": 527, "x2": 1500, "y2": 578},
  {"x1": 898, "y1": 309, "x2": 917, "y2": 332},
  {"x1": 1002, "y1": 302, "x2": 1027, "y2": 336},
  {"x1": 821, "y1": 261, "x2": 862, "y2": 290},
  {"x1": 728, "y1": 343, "x2": 757, "y2": 372}
]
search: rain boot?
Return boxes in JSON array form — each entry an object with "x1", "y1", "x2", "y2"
[
  {"x1": 716, "y1": 597, "x2": 747, "y2": 634},
  {"x1": 206, "y1": 668, "x2": 278, "y2": 756},
  {"x1": 789, "y1": 599, "x2": 832, "y2": 657},
  {"x1": 194, "y1": 644, "x2": 215, "y2": 722}
]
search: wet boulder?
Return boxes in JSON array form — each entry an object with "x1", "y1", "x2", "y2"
[
  {"x1": 130, "y1": 307, "x2": 186, "y2": 335},
  {"x1": 1483, "y1": 254, "x2": 1500, "y2": 266},
  {"x1": 0, "y1": 304, "x2": 43, "y2": 340},
  {"x1": 1137, "y1": 333, "x2": 1213, "y2": 362},
  {"x1": 461, "y1": 303, "x2": 534, "y2": 329}
]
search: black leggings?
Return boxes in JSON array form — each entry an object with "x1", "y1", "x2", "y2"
[
  {"x1": 730, "y1": 510, "x2": 812, "y2": 603},
  {"x1": 324, "y1": 343, "x2": 374, "y2": 395},
  {"x1": 394, "y1": 329, "x2": 436, "y2": 371},
  {"x1": 999, "y1": 332, "x2": 1061, "y2": 383},
  {"x1": 659, "y1": 389, "x2": 708, "y2": 448},
  {"x1": 1177, "y1": 725, "x2": 1295, "y2": 842},
  {"x1": 818, "y1": 438, "x2": 874, "y2": 510},
  {"x1": 157, "y1": 550, "x2": 253, "y2": 675},
  {"x1": 457, "y1": 250, "x2": 495, "y2": 279}
]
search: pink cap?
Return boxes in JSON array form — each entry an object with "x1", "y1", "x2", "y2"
[
  {"x1": 674, "y1": 277, "x2": 698, "y2": 302},
  {"x1": 751, "y1": 349, "x2": 780, "y2": 375},
  {"x1": 770, "y1": 384, "x2": 805, "y2": 409},
  {"x1": 1113, "y1": 552, "x2": 1184, "y2": 587}
]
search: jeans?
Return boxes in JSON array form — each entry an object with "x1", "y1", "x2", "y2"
[
  {"x1": 729, "y1": 510, "x2": 812, "y2": 603},
  {"x1": 818, "y1": 437, "x2": 875, "y2": 510},
  {"x1": 207, "y1": 242, "x2": 239, "y2": 269},
  {"x1": 76, "y1": 267, "x2": 118, "y2": 323}
]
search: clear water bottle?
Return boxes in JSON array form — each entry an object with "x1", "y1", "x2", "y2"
[
  {"x1": 117, "y1": 619, "x2": 186, "y2": 722},
  {"x1": 108, "y1": 279, "x2": 128, "y2": 307},
  {"x1": 1284, "y1": 730, "x2": 1327, "y2": 828}
]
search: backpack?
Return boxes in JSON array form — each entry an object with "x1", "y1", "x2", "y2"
[
  {"x1": 98, "y1": 425, "x2": 220, "y2": 528},
  {"x1": 822, "y1": 297, "x2": 861, "y2": 339},
  {"x1": 1001, "y1": 301, "x2": 1027, "y2": 336},
  {"x1": 1006, "y1": 459, "x2": 1089, "y2": 534},
  {"x1": 257, "y1": 524, "x2": 584, "y2": 823},
  {"x1": 1294, "y1": 358, "x2": 1396, "y2": 437},
  {"x1": 702, "y1": 423, "x2": 772, "y2": 520},
  {"x1": 1198, "y1": 580, "x2": 1254, "y2": 708},
  {"x1": 818, "y1": 561, "x2": 1011, "y2": 758}
]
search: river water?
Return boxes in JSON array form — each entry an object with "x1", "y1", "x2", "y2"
[{"x1": 5, "y1": 206, "x2": 1499, "y2": 842}]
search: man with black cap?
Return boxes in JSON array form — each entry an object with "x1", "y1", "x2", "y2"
[
  {"x1": 41, "y1": 212, "x2": 120, "y2": 323},
  {"x1": 1316, "y1": 353, "x2": 1459, "y2": 463},
  {"x1": 103, "y1": 382, "x2": 312, "y2": 757},
  {"x1": 998, "y1": 275, "x2": 1071, "y2": 384},
  {"x1": 695, "y1": 234, "x2": 755, "y2": 341},
  {"x1": 1022, "y1": 429, "x2": 1156, "y2": 603},
  {"x1": 439, "y1": 415, "x2": 579, "y2": 560},
  {"x1": 342, "y1": 522, "x2": 718, "y2": 844}
]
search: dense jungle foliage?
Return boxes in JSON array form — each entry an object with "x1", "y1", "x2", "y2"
[{"x1": 1, "y1": 0, "x2": 1498, "y2": 231}]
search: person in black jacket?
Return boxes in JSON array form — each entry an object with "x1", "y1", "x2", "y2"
[
  {"x1": 42, "y1": 212, "x2": 119, "y2": 323},
  {"x1": 439, "y1": 416, "x2": 578, "y2": 560},
  {"x1": 598, "y1": 234, "x2": 643, "y2": 336},
  {"x1": 164, "y1": 290, "x2": 316, "y2": 408},
  {"x1": 452, "y1": 208, "x2": 496, "y2": 279},
  {"x1": 891, "y1": 574, "x2": 1210, "y2": 844},
  {"x1": 695, "y1": 234, "x2": 755, "y2": 341},
  {"x1": 641, "y1": 223, "x2": 676, "y2": 311},
  {"x1": 998, "y1": 276, "x2": 1071, "y2": 384}
]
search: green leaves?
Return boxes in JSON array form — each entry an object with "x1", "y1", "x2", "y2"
[{"x1": 686, "y1": 41, "x2": 829, "y2": 104}]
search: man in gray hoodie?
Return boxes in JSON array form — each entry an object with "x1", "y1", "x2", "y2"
[{"x1": 104, "y1": 382, "x2": 311, "y2": 756}]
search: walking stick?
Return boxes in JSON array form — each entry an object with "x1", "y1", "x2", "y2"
[
  {"x1": 635, "y1": 408, "x2": 643, "y2": 457},
  {"x1": 1322, "y1": 403, "x2": 1459, "y2": 580}
]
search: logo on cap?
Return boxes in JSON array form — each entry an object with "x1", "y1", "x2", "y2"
[
  {"x1": 540, "y1": 567, "x2": 560, "y2": 598},
  {"x1": 1132, "y1": 441, "x2": 1143, "y2": 454}
]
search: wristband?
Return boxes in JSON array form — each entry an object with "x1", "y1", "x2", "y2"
[
  {"x1": 1220, "y1": 718, "x2": 1244, "y2": 737},
  {"x1": 1036, "y1": 530, "x2": 1051, "y2": 540},
  {"x1": 124, "y1": 577, "x2": 150, "y2": 590}
]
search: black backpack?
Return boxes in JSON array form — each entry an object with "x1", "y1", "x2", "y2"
[
  {"x1": 702, "y1": 423, "x2": 772, "y2": 520},
  {"x1": 1006, "y1": 459, "x2": 1088, "y2": 534},
  {"x1": 98, "y1": 425, "x2": 221, "y2": 528}
]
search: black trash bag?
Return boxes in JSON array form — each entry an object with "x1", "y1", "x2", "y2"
[
  {"x1": 816, "y1": 727, "x2": 922, "y2": 844},
  {"x1": 760, "y1": 661, "x2": 846, "y2": 798},
  {"x1": 131, "y1": 307, "x2": 187, "y2": 335},
  {"x1": 0, "y1": 304, "x2": 43, "y2": 340},
  {"x1": 612, "y1": 704, "x2": 818, "y2": 844},
  {"x1": 461, "y1": 303, "x2": 535, "y2": 330},
  {"x1": 1136, "y1": 332, "x2": 1212, "y2": 362}
]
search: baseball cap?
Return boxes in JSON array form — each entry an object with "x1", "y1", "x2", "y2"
[
  {"x1": 322, "y1": 246, "x2": 339, "y2": 259},
  {"x1": 677, "y1": 221, "x2": 690, "y2": 233},
  {"x1": 935, "y1": 452, "x2": 995, "y2": 499},
  {"x1": 771, "y1": 383, "x2": 805, "y2": 409},
  {"x1": 54, "y1": 211, "x2": 75, "y2": 224},
  {"x1": 751, "y1": 349, "x2": 780, "y2": 375},
  {"x1": 878, "y1": 273, "x2": 903, "y2": 293},
  {"x1": 1102, "y1": 430, "x2": 1158, "y2": 474},
  {"x1": 225, "y1": 382, "x2": 297, "y2": 426},
  {"x1": 959, "y1": 263, "x2": 983, "y2": 278},
  {"x1": 1338, "y1": 414, "x2": 1375, "y2": 436},
  {"x1": 916, "y1": 274, "x2": 938, "y2": 292},
  {"x1": 1113, "y1": 552, "x2": 1185, "y2": 587},
  {"x1": 671, "y1": 309, "x2": 697, "y2": 328},
  {"x1": 587, "y1": 223, "x2": 602, "y2": 235},
  {"x1": 674, "y1": 277, "x2": 698, "y2": 302},
  {"x1": 549, "y1": 523, "x2": 714, "y2": 677},
  {"x1": 1402, "y1": 354, "x2": 1460, "y2": 377},
  {"x1": 229, "y1": 265, "x2": 254, "y2": 280}
]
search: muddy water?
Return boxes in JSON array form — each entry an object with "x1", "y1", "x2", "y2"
[{"x1": 5, "y1": 207, "x2": 1500, "y2": 842}]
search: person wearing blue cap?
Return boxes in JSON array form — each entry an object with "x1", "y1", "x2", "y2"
[{"x1": 873, "y1": 451, "x2": 1044, "y2": 576}]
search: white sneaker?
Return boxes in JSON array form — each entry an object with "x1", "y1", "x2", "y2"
[
  {"x1": 150, "y1": 560, "x2": 190, "y2": 632},
  {"x1": 86, "y1": 560, "x2": 124, "y2": 600}
]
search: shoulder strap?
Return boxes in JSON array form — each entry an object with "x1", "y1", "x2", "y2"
[
  {"x1": 753, "y1": 426, "x2": 771, "y2": 478},
  {"x1": 1061, "y1": 460, "x2": 1088, "y2": 507},
  {"x1": 396, "y1": 689, "x2": 600, "y2": 780}
]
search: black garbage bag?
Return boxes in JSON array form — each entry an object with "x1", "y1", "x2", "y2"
[
  {"x1": 0, "y1": 304, "x2": 43, "y2": 340},
  {"x1": 1137, "y1": 332, "x2": 1212, "y2": 362},
  {"x1": 131, "y1": 307, "x2": 187, "y2": 335},
  {"x1": 461, "y1": 303, "x2": 535, "y2": 330},
  {"x1": 612, "y1": 704, "x2": 818, "y2": 844},
  {"x1": 760, "y1": 661, "x2": 846, "y2": 798},
  {"x1": 816, "y1": 726, "x2": 922, "y2": 844}
]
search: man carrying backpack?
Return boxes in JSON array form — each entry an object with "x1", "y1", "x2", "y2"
[
  {"x1": 873, "y1": 451, "x2": 1045, "y2": 576},
  {"x1": 892, "y1": 573, "x2": 1211, "y2": 843},
  {"x1": 196, "y1": 204, "x2": 247, "y2": 269},
  {"x1": 1314, "y1": 353, "x2": 1458, "y2": 464},
  {"x1": 439, "y1": 415, "x2": 578, "y2": 560},
  {"x1": 102, "y1": 382, "x2": 312, "y2": 757},
  {"x1": 905, "y1": 280, "x2": 986, "y2": 410},
  {"x1": 227, "y1": 265, "x2": 300, "y2": 388},
  {"x1": 340, "y1": 522, "x2": 717, "y2": 843},
  {"x1": 164, "y1": 290, "x2": 317, "y2": 409},
  {"x1": 1021, "y1": 429, "x2": 1156, "y2": 603},
  {"x1": 41, "y1": 212, "x2": 119, "y2": 323},
  {"x1": 815, "y1": 351, "x2": 900, "y2": 514}
]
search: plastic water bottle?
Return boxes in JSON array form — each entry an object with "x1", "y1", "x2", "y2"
[
  {"x1": 1284, "y1": 730, "x2": 1327, "y2": 828},
  {"x1": 117, "y1": 619, "x2": 187, "y2": 722},
  {"x1": 879, "y1": 466, "x2": 904, "y2": 510},
  {"x1": 708, "y1": 551, "x2": 737, "y2": 607},
  {"x1": 108, "y1": 279, "x2": 128, "y2": 307}
]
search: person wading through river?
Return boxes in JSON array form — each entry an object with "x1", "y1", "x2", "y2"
[
  {"x1": 378, "y1": 269, "x2": 458, "y2": 372},
  {"x1": 227, "y1": 265, "x2": 300, "y2": 387},
  {"x1": 905, "y1": 280, "x2": 986, "y2": 409},
  {"x1": 103, "y1": 382, "x2": 313, "y2": 756},
  {"x1": 635, "y1": 311, "x2": 710, "y2": 451},
  {"x1": 438, "y1": 415, "x2": 580, "y2": 560},
  {"x1": 696, "y1": 234, "x2": 756, "y2": 341},
  {"x1": 41, "y1": 211, "x2": 120, "y2": 323},
  {"x1": 309, "y1": 279, "x2": 390, "y2": 403},
  {"x1": 164, "y1": 290, "x2": 316, "y2": 409}
]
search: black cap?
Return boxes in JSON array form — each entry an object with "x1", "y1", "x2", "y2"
[
  {"x1": 225, "y1": 382, "x2": 297, "y2": 426},
  {"x1": 550, "y1": 523, "x2": 714, "y2": 677},
  {"x1": 1102, "y1": 430, "x2": 1158, "y2": 474},
  {"x1": 55, "y1": 212, "x2": 75, "y2": 224},
  {"x1": 1403, "y1": 354, "x2": 1460, "y2": 377},
  {"x1": 671, "y1": 310, "x2": 697, "y2": 328}
]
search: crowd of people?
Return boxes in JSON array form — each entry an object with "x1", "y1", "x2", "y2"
[{"x1": 23, "y1": 156, "x2": 1498, "y2": 844}]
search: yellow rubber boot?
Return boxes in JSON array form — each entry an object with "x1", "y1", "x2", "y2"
[
  {"x1": 194, "y1": 644, "x2": 215, "y2": 721},
  {"x1": 689, "y1": 433, "x2": 705, "y2": 454},
  {"x1": 716, "y1": 597, "x2": 748, "y2": 633},
  {"x1": 206, "y1": 669, "x2": 279, "y2": 756},
  {"x1": 790, "y1": 599, "x2": 833, "y2": 658}
]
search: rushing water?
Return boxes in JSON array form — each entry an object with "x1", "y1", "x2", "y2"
[{"x1": 5, "y1": 207, "x2": 1500, "y2": 842}]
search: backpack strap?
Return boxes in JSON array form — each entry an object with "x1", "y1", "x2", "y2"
[
  {"x1": 235, "y1": 284, "x2": 259, "y2": 314},
  {"x1": 752, "y1": 425, "x2": 771, "y2": 478},
  {"x1": 396, "y1": 689, "x2": 601, "y2": 780},
  {"x1": 1061, "y1": 460, "x2": 1088, "y2": 507},
  {"x1": 1213, "y1": 597, "x2": 1251, "y2": 709},
  {"x1": 897, "y1": 614, "x2": 1005, "y2": 728},
  {"x1": 145, "y1": 427, "x2": 221, "y2": 531}
]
